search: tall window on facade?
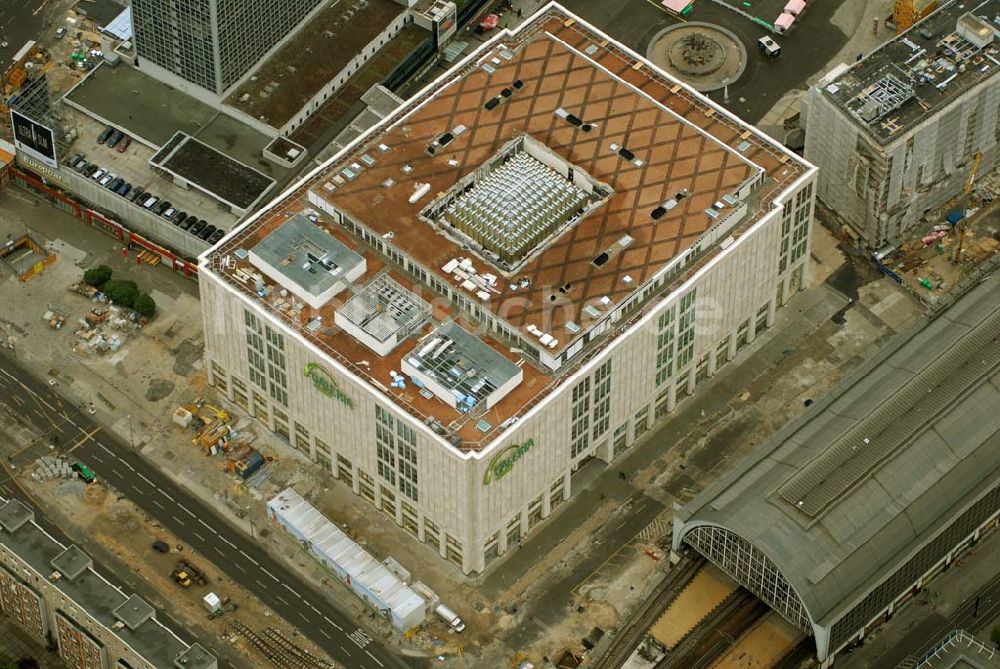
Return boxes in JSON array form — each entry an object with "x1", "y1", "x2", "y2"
[
  {"x1": 570, "y1": 377, "x2": 591, "y2": 459},
  {"x1": 244, "y1": 310, "x2": 267, "y2": 389},
  {"x1": 655, "y1": 306, "x2": 676, "y2": 388},
  {"x1": 591, "y1": 361, "x2": 612, "y2": 441},
  {"x1": 676, "y1": 290, "x2": 697, "y2": 369},
  {"x1": 374, "y1": 406, "x2": 419, "y2": 502}
]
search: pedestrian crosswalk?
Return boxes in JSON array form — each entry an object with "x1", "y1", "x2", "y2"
[
  {"x1": 637, "y1": 513, "x2": 673, "y2": 544},
  {"x1": 348, "y1": 628, "x2": 372, "y2": 649}
]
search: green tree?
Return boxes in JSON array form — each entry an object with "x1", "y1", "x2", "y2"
[
  {"x1": 103, "y1": 279, "x2": 139, "y2": 308},
  {"x1": 83, "y1": 264, "x2": 112, "y2": 289},
  {"x1": 133, "y1": 293, "x2": 156, "y2": 317}
]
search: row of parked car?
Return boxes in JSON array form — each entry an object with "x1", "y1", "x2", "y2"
[
  {"x1": 97, "y1": 126, "x2": 132, "y2": 153},
  {"x1": 66, "y1": 130, "x2": 225, "y2": 245}
]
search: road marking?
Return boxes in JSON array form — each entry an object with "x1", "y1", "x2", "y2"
[
  {"x1": 137, "y1": 473, "x2": 153, "y2": 486},
  {"x1": 219, "y1": 536, "x2": 236, "y2": 548},
  {"x1": 180, "y1": 505, "x2": 195, "y2": 518},
  {"x1": 119, "y1": 460, "x2": 135, "y2": 472},
  {"x1": 366, "y1": 650, "x2": 384, "y2": 667},
  {"x1": 214, "y1": 546, "x2": 224, "y2": 557},
  {"x1": 172, "y1": 515, "x2": 185, "y2": 526},
  {"x1": 298, "y1": 611, "x2": 308, "y2": 622},
  {"x1": 310, "y1": 603, "x2": 320, "y2": 614},
  {"x1": 193, "y1": 532, "x2": 205, "y2": 543},
  {"x1": 234, "y1": 563, "x2": 246, "y2": 573},
  {"x1": 348, "y1": 629, "x2": 371, "y2": 648},
  {"x1": 111, "y1": 468, "x2": 122, "y2": 479},
  {"x1": 198, "y1": 519, "x2": 216, "y2": 533},
  {"x1": 261, "y1": 568, "x2": 278, "y2": 582},
  {"x1": 276, "y1": 594, "x2": 289, "y2": 605},
  {"x1": 130, "y1": 486, "x2": 143, "y2": 495},
  {"x1": 323, "y1": 616, "x2": 343, "y2": 631},
  {"x1": 12, "y1": 396, "x2": 23, "y2": 406},
  {"x1": 320, "y1": 629, "x2": 331, "y2": 639},
  {"x1": 90, "y1": 454, "x2": 104, "y2": 463},
  {"x1": 282, "y1": 583, "x2": 298, "y2": 597},
  {"x1": 255, "y1": 579, "x2": 267, "y2": 589},
  {"x1": 152, "y1": 500, "x2": 164, "y2": 510},
  {"x1": 68, "y1": 427, "x2": 100, "y2": 453},
  {"x1": 239, "y1": 549, "x2": 259, "y2": 566},
  {"x1": 159, "y1": 490, "x2": 174, "y2": 502},
  {"x1": 98, "y1": 444, "x2": 114, "y2": 457},
  {"x1": 339, "y1": 646, "x2": 351, "y2": 657}
]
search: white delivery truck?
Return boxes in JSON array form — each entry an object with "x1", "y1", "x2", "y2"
[{"x1": 434, "y1": 603, "x2": 465, "y2": 633}]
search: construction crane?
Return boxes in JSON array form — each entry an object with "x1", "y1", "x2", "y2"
[
  {"x1": 953, "y1": 150, "x2": 983, "y2": 263},
  {"x1": 893, "y1": 0, "x2": 937, "y2": 33}
]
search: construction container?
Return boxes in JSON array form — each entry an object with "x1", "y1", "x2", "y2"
[
  {"x1": 236, "y1": 451, "x2": 264, "y2": 479},
  {"x1": 203, "y1": 592, "x2": 222, "y2": 613}
]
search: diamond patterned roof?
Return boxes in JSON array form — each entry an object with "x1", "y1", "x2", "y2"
[{"x1": 306, "y1": 14, "x2": 767, "y2": 349}]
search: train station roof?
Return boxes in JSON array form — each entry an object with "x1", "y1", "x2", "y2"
[{"x1": 676, "y1": 273, "x2": 1000, "y2": 626}]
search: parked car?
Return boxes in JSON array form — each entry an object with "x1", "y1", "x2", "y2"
[
  {"x1": 67, "y1": 153, "x2": 82, "y2": 167},
  {"x1": 128, "y1": 187, "x2": 146, "y2": 203},
  {"x1": 173, "y1": 212, "x2": 188, "y2": 227},
  {"x1": 190, "y1": 219, "x2": 207, "y2": 236},
  {"x1": 208, "y1": 229, "x2": 224, "y2": 244},
  {"x1": 106, "y1": 177, "x2": 122, "y2": 191},
  {"x1": 115, "y1": 135, "x2": 132, "y2": 153},
  {"x1": 198, "y1": 224, "x2": 217, "y2": 240},
  {"x1": 757, "y1": 35, "x2": 781, "y2": 58},
  {"x1": 152, "y1": 540, "x2": 170, "y2": 553},
  {"x1": 106, "y1": 130, "x2": 125, "y2": 149},
  {"x1": 74, "y1": 159, "x2": 90, "y2": 174},
  {"x1": 91, "y1": 168, "x2": 107, "y2": 181},
  {"x1": 118, "y1": 184, "x2": 132, "y2": 197},
  {"x1": 179, "y1": 216, "x2": 196, "y2": 231},
  {"x1": 55, "y1": 27, "x2": 67, "y2": 40},
  {"x1": 142, "y1": 196, "x2": 159, "y2": 209},
  {"x1": 162, "y1": 208, "x2": 176, "y2": 220},
  {"x1": 154, "y1": 200, "x2": 171, "y2": 215},
  {"x1": 97, "y1": 126, "x2": 114, "y2": 144}
]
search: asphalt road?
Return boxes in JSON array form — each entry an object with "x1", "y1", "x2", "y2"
[
  {"x1": 0, "y1": 351, "x2": 416, "y2": 669},
  {"x1": 0, "y1": 0, "x2": 49, "y2": 65}
]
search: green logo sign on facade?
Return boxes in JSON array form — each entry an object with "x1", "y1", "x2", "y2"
[
  {"x1": 304, "y1": 363, "x2": 353, "y2": 408},
  {"x1": 483, "y1": 439, "x2": 535, "y2": 485}
]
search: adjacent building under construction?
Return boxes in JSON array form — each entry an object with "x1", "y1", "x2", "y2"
[{"x1": 805, "y1": 0, "x2": 1000, "y2": 246}]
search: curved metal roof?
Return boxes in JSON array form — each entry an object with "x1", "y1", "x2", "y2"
[{"x1": 675, "y1": 273, "x2": 1000, "y2": 627}]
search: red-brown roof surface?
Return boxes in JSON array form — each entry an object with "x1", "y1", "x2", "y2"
[{"x1": 206, "y1": 7, "x2": 807, "y2": 450}]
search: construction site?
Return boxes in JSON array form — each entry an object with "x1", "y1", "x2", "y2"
[
  {"x1": 805, "y1": 0, "x2": 1000, "y2": 250},
  {"x1": 14, "y1": 428, "x2": 337, "y2": 669}
]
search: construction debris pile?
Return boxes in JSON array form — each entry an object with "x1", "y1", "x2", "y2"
[
  {"x1": 173, "y1": 397, "x2": 274, "y2": 481},
  {"x1": 876, "y1": 168, "x2": 1000, "y2": 293},
  {"x1": 31, "y1": 455, "x2": 74, "y2": 482},
  {"x1": 227, "y1": 621, "x2": 335, "y2": 669}
]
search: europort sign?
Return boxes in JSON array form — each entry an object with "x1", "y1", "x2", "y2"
[
  {"x1": 483, "y1": 439, "x2": 534, "y2": 485},
  {"x1": 304, "y1": 363, "x2": 353, "y2": 408}
]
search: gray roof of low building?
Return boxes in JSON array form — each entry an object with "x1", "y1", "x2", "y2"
[
  {"x1": 251, "y1": 215, "x2": 364, "y2": 299},
  {"x1": 0, "y1": 499, "x2": 213, "y2": 667},
  {"x1": 676, "y1": 273, "x2": 1000, "y2": 628}
]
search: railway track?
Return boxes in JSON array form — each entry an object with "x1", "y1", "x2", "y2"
[
  {"x1": 655, "y1": 588, "x2": 769, "y2": 669},
  {"x1": 594, "y1": 555, "x2": 706, "y2": 669},
  {"x1": 893, "y1": 564, "x2": 1000, "y2": 668}
]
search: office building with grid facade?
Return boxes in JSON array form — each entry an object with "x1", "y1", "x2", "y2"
[
  {"x1": 200, "y1": 3, "x2": 816, "y2": 575},
  {"x1": 130, "y1": 0, "x2": 325, "y2": 99}
]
